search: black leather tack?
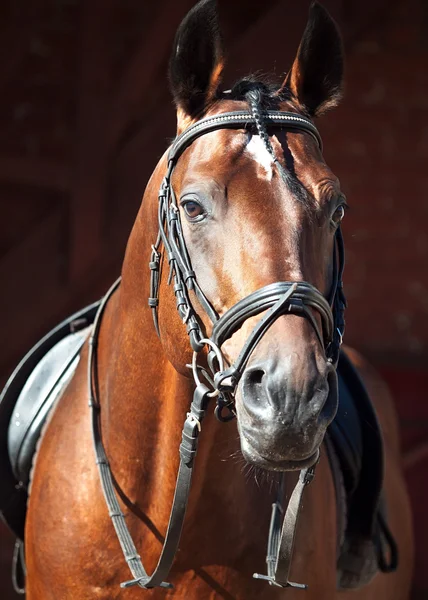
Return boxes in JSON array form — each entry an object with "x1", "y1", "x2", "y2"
[
  {"x1": 186, "y1": 321, "x2": 199, "y2": 334},
  {"x1": 192, "y1": 385, "x2": 211, "y2": 412},
  {"x1": 70, "y1": 318, "x2": 88, "y2": 333},
  {"x1": 183, "y1": 270, "x2": 195, "y2": 281},
  {"x1": 179, "y1": 421, "x2": 200, "y2": 466},
  {"x1": 189, "y1": 332, "x2": 204, "y2": 353}
]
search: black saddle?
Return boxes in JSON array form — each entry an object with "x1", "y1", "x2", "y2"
[
  {"x1": 0, "y1": 302, "x2": 100, "y2": 541},
  {"x1": 0, "y1": 301, "x2": 393, "y2": 587},
  {"x1": 329, "y1": 352, "x2": 397, "y2": 587}
]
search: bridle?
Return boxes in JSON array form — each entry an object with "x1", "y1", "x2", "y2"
[
  {"x1": 88, "y1": 109, "x2": 347, "y2": 591},
  {"x1": 149, "y1": 110, "x2": 346, "y2": 418}
]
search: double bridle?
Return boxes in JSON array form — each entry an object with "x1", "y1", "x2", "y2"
[{"x1": 88, "y1": 109, "x2": 347, "y2": 591}]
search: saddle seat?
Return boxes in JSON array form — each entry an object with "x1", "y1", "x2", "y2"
[{"x1": 0, "y1": 300, "x2": 392, "y2": 588}]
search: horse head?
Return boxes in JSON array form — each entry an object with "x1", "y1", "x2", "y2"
[{"x1": 153, "y1": 0, "x2": 346, "y2": 472}]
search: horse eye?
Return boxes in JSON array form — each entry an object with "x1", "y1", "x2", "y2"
[
  {"x1": 183, "y1": 200, "x2": 205, "y2": 220},
  {"x1": 331, "y1": 205, "x2": 345, "y2": 226}
]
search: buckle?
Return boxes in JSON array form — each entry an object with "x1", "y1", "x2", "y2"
[
  {"x1": 253, "y1": 573, "x2": 307, "y2": 589},
  {"x1": 120, "y1": 577, "x2": 173, "y2": 589}
]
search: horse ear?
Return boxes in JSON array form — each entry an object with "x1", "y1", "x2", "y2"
[
  {"x1": 280, "y1": 2, "x2": 344, "y2": 117},
  {"x1": 169, "y1": 0, "x2": 224, "y2": 130}
]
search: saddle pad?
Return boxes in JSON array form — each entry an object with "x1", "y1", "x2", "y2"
[
  {"x1": 0, "y1": 301, "x2": 100, "y2": 540},
  {"x1": 329, "y1": 350, "x2": 388, "y2": 588},
  {"x1": 330, "y1": 363, "x2": 363, "y2": 497},
  {"x1": 332, "y1": 350, "x2": 383, "y2": 541}
]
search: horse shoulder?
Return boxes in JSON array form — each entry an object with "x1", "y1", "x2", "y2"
[{"x1": 25, "y1": 343, "x2": 114, "y2": 598}]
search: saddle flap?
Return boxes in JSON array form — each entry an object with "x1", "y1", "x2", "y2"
[
  {"x1": 327, "y1": 350, "x2": 387, "y2": 589},
  {"x1": 8, "y1": 328, "x2": 90, "y2": 485},
  {"x1": 330, "y1": 365, "x2": 363, "y2": 496},
  {"x1": 330, "y1": 351, "x2": 384, "y2": 538}
]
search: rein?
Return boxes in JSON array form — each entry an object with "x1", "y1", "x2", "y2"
[{"x1": 88, "y1": 109, "x2": 347, "y2": 591}]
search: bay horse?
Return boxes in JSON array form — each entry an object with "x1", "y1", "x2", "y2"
[{"x1": 23, "y1": 1, "x2": 413, "y2": 598}]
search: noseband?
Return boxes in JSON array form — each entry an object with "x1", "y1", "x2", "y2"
[
  {"x1": 149, "y1": 109, "x2": 346, "y2": 418},
  {"x1": 88, "y1": 109, "x2": 347, "y2": 592}
]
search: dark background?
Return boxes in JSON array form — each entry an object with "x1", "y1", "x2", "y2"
[{"x1": 0, "y1": 0, "x2": 427, "y2": 597}]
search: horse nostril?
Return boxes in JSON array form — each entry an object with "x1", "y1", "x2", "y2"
[
  {"x1": 246, "y1": 368, "x2": 265, "y2": 387},
  {"x1": 240, "y1": 367, "x2": 267, "y2": 418}
]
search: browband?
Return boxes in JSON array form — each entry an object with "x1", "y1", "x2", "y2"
[{"x1": 168, "y1": 110, "x2": 322, "y2": 164}]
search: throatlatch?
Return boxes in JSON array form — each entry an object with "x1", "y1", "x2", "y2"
[{"x1": 89, "y1": 108, "x2": 347, "y2": 591}]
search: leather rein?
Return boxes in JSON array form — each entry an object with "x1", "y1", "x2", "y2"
[{"x1": 88, "y1": 110, "x2": 347, "y2": 591}]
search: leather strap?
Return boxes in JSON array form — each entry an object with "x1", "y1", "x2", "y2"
[
  {"x1": 89, "y1": 279, "x2": 214, "y2": 590},
  {"x1": 12, "y1": 539, "x2": 25, "y2": 595},
  {"x1": 168, "y1": 110, "x2": 322, "y2": 164},
  {"x1": 254, "y1": 465, "x2": 317, "y2": 589},
  {"x1": 212, "y1": 282, "x2": 333, "y2": 392},
  {"x1": 213, "y1": 280, "x2": 333, "y2": 346}
]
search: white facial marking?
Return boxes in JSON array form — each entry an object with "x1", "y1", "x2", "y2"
[{"x1": 245, "y1": 135, "x2": 274, "y2": 180}]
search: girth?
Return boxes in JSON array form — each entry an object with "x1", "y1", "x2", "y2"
[{"x1": 89, "y1": 108, "x2": 347, "y2": 591}]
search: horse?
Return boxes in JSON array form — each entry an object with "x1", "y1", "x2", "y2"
[{"x1": 17, "y1": 1, "x2": 413, "y2": 598}]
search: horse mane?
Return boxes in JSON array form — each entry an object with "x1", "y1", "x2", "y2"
[{"x1": 223, "y1": 75, "x2": 294, "y2": 109}]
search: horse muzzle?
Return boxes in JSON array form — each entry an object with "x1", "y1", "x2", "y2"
[{"x1": 236, "y1": 357, "x2": 338, "y2": 470}]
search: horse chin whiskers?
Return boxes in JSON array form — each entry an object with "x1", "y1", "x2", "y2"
[
  {"x1": 242, "y1": 462, "x2": 280, "y2": 491},
  {"x1": 240, "y1": 429, "x2": 320, "y2": 472}
]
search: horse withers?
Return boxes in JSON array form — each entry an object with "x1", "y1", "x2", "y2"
[{"x1": 3, "y1": 1, "x2": 413, "y2": 598}]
